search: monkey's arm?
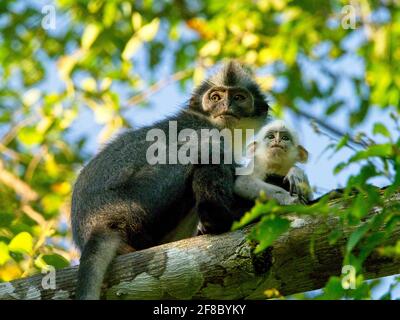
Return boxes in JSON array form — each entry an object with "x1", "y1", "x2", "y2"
[
  {"x1": 284, "y1": 166, "x2": 313, "y2": 202},
  {"x1": 192, "y1": 164, "x2": 236, "y2": 234},
  {"x1": 234, "y1": 176, "x2": 300, "y2": 205}
]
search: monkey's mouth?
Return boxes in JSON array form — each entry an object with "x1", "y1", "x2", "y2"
[
  {"x1": 271, "y1": 145, "x2": 285, "y2": 150},
  {"x1": 215, "y1": 112, "x2": 240, "y2": 120}
]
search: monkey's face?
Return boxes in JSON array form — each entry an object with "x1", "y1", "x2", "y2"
[
  {"x1": 189, "y1": 61, "x2": 269, "y2": 132},
  {"x1": 261, "y1": 129, "x2": 298, "y2": 163},
  {"x1": 201, "y1": 86, "x2": 255, "y2": 128},
  {"x1": 248, "y1": 127, "x2": 307, "y2": 176}
]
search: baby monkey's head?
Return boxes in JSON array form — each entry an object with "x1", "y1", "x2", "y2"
[{"x1": 247, "y1": 120, "x2": 308, "y2": 176}]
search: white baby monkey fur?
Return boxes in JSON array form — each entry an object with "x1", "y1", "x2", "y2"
[{"x1": 234, "y1": 120, "x2": 310, "y2": 205}]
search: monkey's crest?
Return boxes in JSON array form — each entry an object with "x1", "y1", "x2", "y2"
[
  {"x1": 190, "y1": 60, "x2": 269, "y2": 118},
  {"x1": 210, "y1": 60, "x2": 255, "y2": 87}
]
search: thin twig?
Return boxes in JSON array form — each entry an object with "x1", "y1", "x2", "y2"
[
  {"x1": 21, "y1": 204, "x2": 46, "y2": 226},
  {"x1": 0, "y1": 116, "x2": 38, "y2": 147},
  {"x1": 24, "y1": 146, "x2": 46, "y2": 182},
  {"x1": 0, "y1": 160, "x2": 39, "y2": 202},
  {"x1": 124, "y1": 69, "x2": 192, "y2": 108},
  {"x1": 0, "y1": 143, "x2": 23, "y2": 161},
  {"x1": 295, "y1": 108, "x2": 371, "y2": 149}
]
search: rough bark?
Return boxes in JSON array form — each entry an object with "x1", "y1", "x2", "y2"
[{"x1": 1, "y1": 194, "x2": 399, "y2": 300}]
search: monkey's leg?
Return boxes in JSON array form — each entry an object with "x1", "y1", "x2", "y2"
[
  {"x1": 75, "y1": 228, "x2": 121, "y2": 300},
  {"x1": 192, "y1": 164, "x2": 235, "y2": 234}
]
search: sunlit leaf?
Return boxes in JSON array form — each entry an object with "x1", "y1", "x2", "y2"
[
  {"x1": 0, "y1": 242, "x2": 11, "y2": 265},
  {"x1": 122, "y1": 36, "x2": 142, "y2": 60},
  {"x1": 137, "y1": 18, "x2": 160, "y2": 41},
  {"x1": 51, "y1": 182, "x2": 71, "y2": 195},
  {"x1": 41, "y1": 194, "x2": 63, "y2": 214},
  {"x1": 18, "y1": 126, "x2": 43, "y2": 146},
  {"x1": 82, "y1": 77, "x2": 97, "y2": 92},
  {"x1": 93, "y1": 106, "x2": 115, "y2": 124},
  {"x1": 103, "y1": 2, "x2": 117, "y2": 27},
  {"x1": 81, "y1": 23, "x2": 102, "y2": 50},
  {"x1": 9, "y1": 232, "x2": 33, "y2": 255},
  {"x1": 131, "y1": 12, "x2": 142, "y2": 30},
  {"x1": 22, "y1": 89, "x2": 41, "y2": 106},
  {"x1": 199, "y1": 40, "x2": 221, "y2": 57},
  {"x1": 0, "y1": 263, "x2": 22, "y2": 282}
]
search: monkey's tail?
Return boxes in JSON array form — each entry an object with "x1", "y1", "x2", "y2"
[{"x1": 75, "y1": 228, "x2": 121, "y2": 300}]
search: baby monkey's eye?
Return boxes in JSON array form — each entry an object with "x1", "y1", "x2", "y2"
[
  {"x1": 281, "y1": 135, "x2": 290, "y2": 141},
  {"x1": 210, "y1": 93, "x2": 222, "y2": 102},
  {"x1": 266, "y1": 134, "x2": 275, "y2": 139},
  {"x1": 233, "y1": 94, "x2": 246, "y2": 101}
]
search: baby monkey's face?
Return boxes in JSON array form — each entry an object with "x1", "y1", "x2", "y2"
[
  {"x1": 262, "y1": 129, "x2": 298, "y2": 162},
  {"x1": 248, "y1": 121, "x2": 308, "y2": 176}
]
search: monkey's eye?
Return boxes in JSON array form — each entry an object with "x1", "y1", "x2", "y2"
[
  {"x1": 266, "y1": 134, "x2": 275, "y2": 139},
  {"x1": 233, "y1": 94, "x2": 246, "y2": 101},
  {"x1": 282, "y1": 135, "x2": 290, "y2": 141},
  {"x1": 210, "y1": 93, "x2": 222, "y2": 102}
]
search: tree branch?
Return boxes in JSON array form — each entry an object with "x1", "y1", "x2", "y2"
[{"x1": 1, "y1": 191, "x2": 399, "y2": 300}]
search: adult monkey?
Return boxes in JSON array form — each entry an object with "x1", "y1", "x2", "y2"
[{"x1": 71, "y1": 61, "x2": 298, "y2": 299}]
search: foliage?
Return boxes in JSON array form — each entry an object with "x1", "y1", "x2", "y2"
[{"x1": 0, "y1": 0, "x2": 399, "y2": 299}]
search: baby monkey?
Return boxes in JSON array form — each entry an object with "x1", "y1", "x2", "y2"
[{"x1": 234, "y1": 120, "x2": 312, "y2": 205}]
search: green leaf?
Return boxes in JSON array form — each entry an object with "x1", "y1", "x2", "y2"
[
  {"x1": 349, "y1": 143, "x2": 393, "y2": 163},
  {"x1": 350, "y1": 194, "x2": 369, "y2": 219},
  {"x1": 333, "y1": 161, "x2": 347, "y2": 174},
  {"x1": 373, "y1": 123, "x2": 390, "y2": 138},
  {"x1": 328, "y1": 228, "x2": 342, "y2": 245},
  {"x1": 35, "y1": 254, "x2": 69, "y2": 270},
  {"x1": 325, "y1": 101, "x2": 342, "y2": 115},
  {"x1": 103, "y1": 2, "x2": 117, "y2": 27},
  {"x1": 251, "y1": 215, "x2": 290, "y2": 253},
  {"x1": 346, "y1": 223, "x2": 370, "y2": 253},
  {"x1": 319, "y1": 276, "x2": 345, "y2": 300},
  {"x1": 43, "y1": 254, "x2": 69, "y2": 269},
  {"x1": 9, "y1": 232, "x2": 33, "y2": 254},
  {"x1": 232, "y1": 201, "x2": 274, "y2": 230},
  {"x1": 335, "y1": 134, "x2": 349, "y2": 152}
]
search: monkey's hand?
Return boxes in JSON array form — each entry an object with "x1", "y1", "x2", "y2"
[
  {"x1": 235, "y1": 176, "x2": 301, "y2": 205},
  {"x1": 283, "y1": 166, "x2": 312, "y2": 204},
  {"x1": 279, "y1": 193, "x2": 303, "y2": 205}
]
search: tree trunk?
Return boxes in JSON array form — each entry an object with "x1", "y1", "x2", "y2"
[{"x1": 1, "y1": 193, "x2": 399, "y2": 300}]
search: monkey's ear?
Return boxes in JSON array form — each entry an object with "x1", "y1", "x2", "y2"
[
  {"x1": 246, "y1": 141, "x2": 257, "y2": 156},
  {"x1": 105, "y1": 167, "x2": 135, "y2": 190},
  {"x1": 297, "y1": 145, "x2": 308, "y2": 163}
]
